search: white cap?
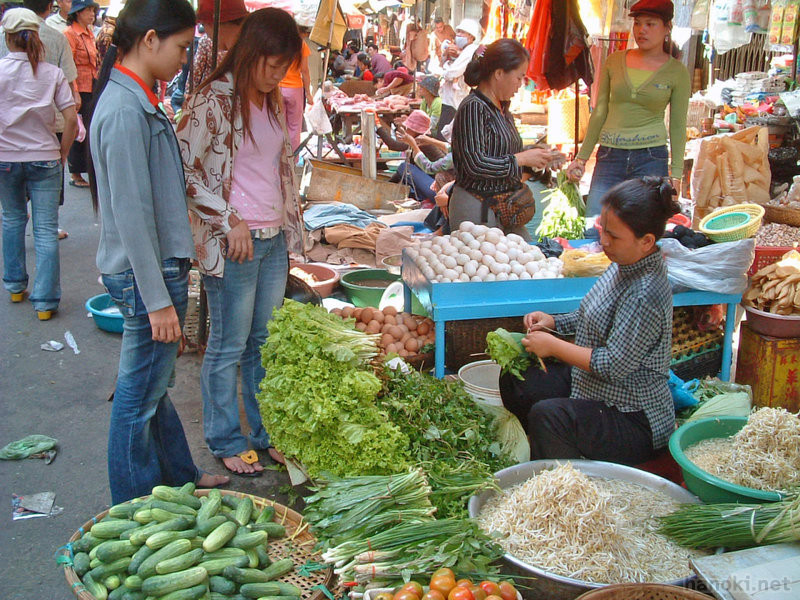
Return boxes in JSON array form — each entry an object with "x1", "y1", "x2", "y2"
[
  {"x1": 455, "y1": 19, "x2": 482, "y2": 41},
  {"x1": 106, "y1": 0, "x2": 125, "y2": 19},
  {"x1": 1, "y1": 7, "x2": 40, "y2": 34}
]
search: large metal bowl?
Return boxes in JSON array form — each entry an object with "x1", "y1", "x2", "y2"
[{"x1": 467, "y1": 460, "x2": 704, "y2": 600}]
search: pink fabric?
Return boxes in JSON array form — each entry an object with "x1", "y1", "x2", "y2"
[
  {"x1": 229, "y1": 102, "x2": 284, "y2": 228},
  {"x1": 280, "y1": 86, "x2": 304, "y2": 151},
  {"x1": 0, "y1": 53, "x2": 74, "y2": 162}
]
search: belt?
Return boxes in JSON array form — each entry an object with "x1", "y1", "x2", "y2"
[{"x1": 251, "y1": 227, "x2": 281, "y2": 240}]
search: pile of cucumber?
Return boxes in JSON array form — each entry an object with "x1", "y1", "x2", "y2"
[{"x1": 67, "y1": 483, "x2": 302, "y2": 600}]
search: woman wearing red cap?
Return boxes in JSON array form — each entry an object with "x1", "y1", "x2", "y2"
[
  {"x1": 192, "y1": 0, "x2": 248, "y2": 89},
  {"x1": 566, "y1": 0, "x2": 690, "y2": 221}
]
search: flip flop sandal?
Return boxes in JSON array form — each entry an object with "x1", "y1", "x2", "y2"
[
  {"x1": 69, "y1": 180, "x2": 89, "y2": 188},
  {"x1": 222, "y1": 450, "x2": 263, "y2": 477}
]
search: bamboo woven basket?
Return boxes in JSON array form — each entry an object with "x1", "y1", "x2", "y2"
[
  {"x1": 699, "y1": 204, "x2": 764, "y2": 242},
  {"x1": 59, "y1": 489, "x2": 332, "y2": 600},
  {"x1": 575, "y1": 583, "x2": 712, "y2": 600},
  {"x1": 764, "y1": 204, "x2": 800, "y2": 227}
]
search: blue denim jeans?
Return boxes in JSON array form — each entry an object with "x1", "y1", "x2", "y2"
[
  {"x1": 201, "y1": 232, "x2": 288, "y2": 458},
  {"x1": 0, "y1": 160, "x2": 62, "y2": 311},
  {"x1": 586, "y1": 145, "x2": 669, "y2": 217},
  {"x1": 391, "y1": 162, "x2": 436, "y2": 204},
  {"x1": 103, "y1": 258, "x2": 198, "y2": 504}
]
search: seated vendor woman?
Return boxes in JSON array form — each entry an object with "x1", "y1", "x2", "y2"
[{"x1": 499, "y1": 177, "x2": 680, "y2": 465}]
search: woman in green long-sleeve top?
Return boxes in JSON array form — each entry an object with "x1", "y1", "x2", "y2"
[{"x1": 566, "y1": 0, "x2": 690, "y2": 219}]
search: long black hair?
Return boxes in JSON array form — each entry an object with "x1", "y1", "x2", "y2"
[
  {"x1": 464, "y1": 38, "x2": 529, "y2": 88},
  {"x1": 89, "y1": 0, "x2": 196, "y2": 207},
  {"x1": 601, "y1": 176, "x2": 680, "y2": 239}
]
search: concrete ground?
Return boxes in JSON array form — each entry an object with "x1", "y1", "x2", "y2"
[{"x1": 0, "y1": 181, "x2": 291, "y2": 599}]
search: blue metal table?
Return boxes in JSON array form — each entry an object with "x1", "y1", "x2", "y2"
[{"x1": 401, "y1": 253, "x2": 741, "y2": 380}]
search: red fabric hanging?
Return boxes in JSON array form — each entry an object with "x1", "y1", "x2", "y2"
[{"x1": 525, "y1": 0, "x2": 552, "y2": 88}]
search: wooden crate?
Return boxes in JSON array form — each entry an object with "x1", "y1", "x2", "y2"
[
  {"x1": 301, "y1": 159, "x2": 409, "y2": 211},
  {"x1": 736, "y1": 322, "x2": 800, "y2": 412}
]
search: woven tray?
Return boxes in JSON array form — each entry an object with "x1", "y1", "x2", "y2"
[
  {"x1": 764, "y1": 204, "x2": 800, "y2": 227},
  {"x1": 59, "y1": 490, "x2": 332, "y2": 600},
  {"x1": 575, "y1": 583, "x2": 711, "y2": 600}
]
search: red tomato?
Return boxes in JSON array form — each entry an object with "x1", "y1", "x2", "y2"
[
  {"x1": 432, "y1": 568, "x2": 455, "y2": 580},
  {"x1": 455, "y1": 580, "x2": 473, "y2": 589},
  {"x1": 447, "y1": 586, "x2": 474, "y2": 600},
  {"x1": 430, "y1": 576, "x2": 457, "y2": 598},
  {"x1": 422, "y1": 591, "x2": 445, "y2": 600},
  {"x1": 498, "y1": 582, "x2": 517, "y2": 600},
  {"x1": 479, "y1": 583, "x2": 501, "y2": 597},
  {"x1": 399, "y1": 583, "x2": 423, "y2": 598},
  {"x1": 393, "y1": 591, "x2": 420, "y2": 600},
  {"x1": 469, "y1": 586, "x2": 486, "y2": 600}
]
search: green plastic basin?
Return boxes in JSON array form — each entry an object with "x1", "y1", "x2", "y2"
[
  {"x1": 669, "y1": 417, "x2": 783, "y2": 504},
  {"x1": 339, "y1": 269, "x2": 426, "y2": 315}
]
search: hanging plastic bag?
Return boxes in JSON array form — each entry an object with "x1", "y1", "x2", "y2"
[
  {"x1": 304, "y1": 89, "x2": 332, "y2": 135},
  {"x1": 470, "y1": 397, "x2": 531, "y2": 464},
  {"x1": 661, "y1": 237, "x2": 755, "y2": 295}
]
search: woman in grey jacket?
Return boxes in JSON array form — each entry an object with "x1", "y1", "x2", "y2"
[{"x1": 90, "y1": 0, "x2": 228, "y2": 504}]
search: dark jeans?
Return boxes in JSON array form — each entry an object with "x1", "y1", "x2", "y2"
[
  {"x1": 391, "y1": 162, "x2": 436, "y2": 204},
  {"x1": 499, "y1": 362, "x2": 655, "y2": 464},
  {"x1": 68, "y1": 91, "x2": 93, "y2": 175},
  {"x1": 586, "y1": 145, "x2": 669, "y2": 217}
]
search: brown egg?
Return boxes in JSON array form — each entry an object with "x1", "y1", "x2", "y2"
[
  {"x1": 417, "y1": 322, "x2": 430, "y2": 336},
  {"x1": 400, "y1": 332, "x2": 411, "y2": 344},
  {"x1": 381, "y1": 333, "x2": 394, "y2": 347},
  {"x1": 388, "y1": 325, "x2": 403, "y2": 340},
  {"x1": 398, "y1": 324, "x2": 409, "y2": 334},
  {"x1": 353, "y1": 308, "x2": 363, "y2": 320},
  {"x1": 384, "y1": 315, "x2": 397, "y2": 326},
  {"x1": 331, "y1": 308, "x2": 342, "y2": 317},
  {"x1": 381, "y1": 323, "x2": 393, "y2": 334},
  {"x1": 384, "y1": 306, "x2": 397, "y2": 317},
  {"x1": 366, "y1": 320, "x2": 381, "y2": 334},
  {"x1": 373, "y1": 311, "x2": 385, "y2": 323},
  {"x1": 405, "y1": 338, "x2": 419, "y2": 352},
  {"x1": 341, "y1": 306, "x2": 354, "y2": 318},
  {"x1": 361, "y1": 307, "x2": 374, "y2": 323},
  {"x1": 398, "y1": 348, "x2": 409, "y2": 357},
  {"x1": 386, "y1": 342, "x2": 399, "y2": 354},
  {"x1": 405, "y1": 317, "x2": 418, "y2": 331},
  {"x1": 355, "y1": 322, "x2": 367, "y2": 332}
]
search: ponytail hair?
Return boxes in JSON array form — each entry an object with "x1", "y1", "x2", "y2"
[
  {"x1": 601, "y1": 176, "x2": 680, "y2": 239},
  {"x1": 89, "y1": 0, "x2": 196, "y2": 209},
  {"x1": 6, "y1": 30, "x2": 45, "y2": 74},
  {"x1": 463, "y1": 38, "x2": 529, "y2": 88}
]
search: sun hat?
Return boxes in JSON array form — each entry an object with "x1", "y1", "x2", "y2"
[
  {"x1": 196, "y1": 0, "x2": 249, "y2": 25},
  {"x1": 69, "y1": 0, "x2": 100, "y2": 15},
  {"x1": 1, "y1": 7, "x2": 40, "y2": 33},
  {"x1": 419, "y1": 75, "x2": 440, "y2": 96},
  {"x1": 455, "y1": 19, "x2": 482, "y2": 41},
  {"x1": 404, "y1": 110, "x2": 431, "y2": 135},
  {"x1": 628, "y1": 0, "x2": 674, "y2": 22}
]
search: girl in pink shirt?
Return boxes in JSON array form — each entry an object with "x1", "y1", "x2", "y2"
[
  {"x1": 177, "y1": 8, "x2": 304, "y2": 477},
  {"x1": 0, "y1": 8, "x2": 77, "y2": 319}
]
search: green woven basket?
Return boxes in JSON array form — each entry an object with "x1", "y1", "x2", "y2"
[{"x1": 699, "y1": 203, "x2": 764, "y2": 242}]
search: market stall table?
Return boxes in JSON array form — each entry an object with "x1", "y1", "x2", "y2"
[{"x1": 401, "y1": 253, "x2": 741, "y2": 379}]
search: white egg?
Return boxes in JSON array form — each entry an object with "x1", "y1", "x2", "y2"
[
  {"x1": 496, "y1": 272, "x2": 509, "y2": 281},
  {"x1": 443, "y1": 268, "x2": 458, "y2": 280},
  {"x1": 459, "y1": 221, "x2": 476, "y2": 233},
  {"x1": 406, "y1": 248, "x2": 418, "y2": 259},
  {"x1": 464, "y1": 260, "x2": 478, "y2": 277},
  {"x1": 442, "y1": 255, "x2": 457, "y2": 269},
  {"x1": 485, "y1": 228, "x2": 503, "y2": 244},
  {"x1": 529, "y1": 246, "x2": 545, "y2": 261},
  {"x1": 472, "y1": 225, "x2": 489, "y2": 237},
  {"x1": 467, "y1": 239, "x2": 481, "y2": 251},
  {"x1": 481, "y1": 254, "x2": 496, "y2": 267},
  {"x1": 520, "y1": 271, "x2": 532, "y2": 280},
  {"x1": 494, "y1": 252, "x2": 510, "y2": 264},
  {"x1": 458, "y1": 273, "x2": 470, "y2": 282},
  {"x1": 455, "y1": 253, "x2": 470, "y2": 266},
  {"x1": 421, "y1": 240, "x2": 433, "y2": 250},
  {"x1": 484, "y1": 272, "x2": 496, "y2": 281},
  {"x1": 532, "y1": 271, "x2": 545, "y2": 279},
  {"x1": 432, "y1": 261, "x2": 445, "y2": 273},
  {"x1": 497, "y1": 263, "x2": 512, "y2": 275},
  {"x1": 470, "y1": 275, "x2": 483, "y2": 282},
  {"x1": 469, "y1": 248, "x2": 483, "y2": 261},
  {"x1": 547, "y1": 257, "x2": 560, "y2": 265},
  {"x1": 507, "y1": 248, "x2": 521, "y2": 261},
  {"x1": 495, "y1": 242, "x2": 509, "y2": 254},
  {"x1": 476, "y1": 264, "x2": 490, "y2": 278},
  {"x1": 443, "y1": 245, "x2": 459, "y2": 257},
  {"x1": 479, "y1": 241, "x2": 496, "y2": 255},
  {"x1": 506, "y1": 233, "x2": 525, "y2": 245},
  {"x1": 525, "y1": 261, "x2": 540, "y2": 275},
  {"x1": 511, "y1": 263, "x2": 525, "y2": 276},
  {"x1": 460, "y1": 232, "x2": 476, "y2": 245},
  {"x1": 507, "y1": 273, "x2": 519, "y2": 280},
  {"x1": 440, "y1": 277, "x2": 452, "y2": 283},
  {"x1": 422, "y1": 266, "x2": 435, "y2": 280},
  {"x1": 519, "y1": 252, "x2": 536, "y2": 264},
  {"x1": 489, "y1": 261, "x2": 504, "y2": 275}
]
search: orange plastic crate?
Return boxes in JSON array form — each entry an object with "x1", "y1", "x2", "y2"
[{"x1": 748, "y1": 246, "x2": 794, "y2": 277}]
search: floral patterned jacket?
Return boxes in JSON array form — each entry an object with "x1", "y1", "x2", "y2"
[{"x1": 175, "y1": 73, "x2": 304, "y2": 277}]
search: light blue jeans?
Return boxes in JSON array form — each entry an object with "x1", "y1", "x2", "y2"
[
  {"x1": 0, "y1": 159, "x2": 62, "y2": 311},
  {"x1": 586, "y1": 145, "x2": 670, "y2": 217},
  {"x1": 103, "y1": 258, "x2": 198, "y2": 504},
  {"x1": 201, "y1": 231, "x2": 288, "y2": 458}
]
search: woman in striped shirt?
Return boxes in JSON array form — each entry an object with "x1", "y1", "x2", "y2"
[{"x1": 450, "y1": 39, "x2": 553, "y2": 237}]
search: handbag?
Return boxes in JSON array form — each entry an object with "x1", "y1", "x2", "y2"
[{"x1": 480, "y1": 185, "x2": 536, "y2": 228}]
